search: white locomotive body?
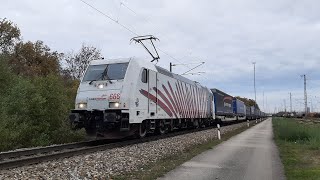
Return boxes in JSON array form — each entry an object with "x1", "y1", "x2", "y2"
[{"x1": 69, "y1": 58, "x2": 215, "y2": 138}]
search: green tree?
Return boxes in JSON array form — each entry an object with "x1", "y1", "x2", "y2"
[
  {"x1": 9, "y1": 40, "x2": 62, "y2": 77},
  {"x1": 0, "y1": 60, "x2": 85, "y2": 150},
  {"x1": 0, "y1": 20, "x2": 86, "y2": 150},
  {"x1": 235, "y1": 96, "x2": 260, "y2": 109}
]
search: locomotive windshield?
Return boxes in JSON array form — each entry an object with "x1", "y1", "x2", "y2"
[{"x1": 82, "y1": 63, "x2": 129, "y2": 82}]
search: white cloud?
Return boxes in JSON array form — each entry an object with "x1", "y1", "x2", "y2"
[{"x1": 1, "y1": 0, "x2": 320, "y2": 112}]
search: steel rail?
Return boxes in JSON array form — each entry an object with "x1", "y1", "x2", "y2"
[{"x1": 0, "y1": 120, "x2": 253, "y2": 170}]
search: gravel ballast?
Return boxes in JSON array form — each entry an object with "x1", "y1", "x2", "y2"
[{"x1": 0, "y1": 122, "x2": 250, "y2": 179}]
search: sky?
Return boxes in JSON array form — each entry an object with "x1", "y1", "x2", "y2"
[{"x1": 1, "y1": 0, "x2": 320, "y2": 113}]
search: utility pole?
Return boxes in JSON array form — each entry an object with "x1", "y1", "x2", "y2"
[
  {"x1": 290, "y1": 92, "x2": 292, "y2": 113},
  {"x1": 252, "y1": 62, "x2": 256, "y2": 104},
  {"x1": 301, "y1": 74, "x2": 307, "y2": 116},
  {"x1": 170, "y1": 62, "x2": 173, "y2": 72},
  {"x1": 284, "y1": 99, "x2": 286, "y2": 113}
]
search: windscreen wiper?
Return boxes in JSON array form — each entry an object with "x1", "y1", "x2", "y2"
[
  {"x1": 104, "y1": 71, "x2": 113, "y2": 84},
  {"x1": 89, "y1": 68, "x2": 112, "y2": 85},
  {"x1": 89, "y1": 71, "x2": 104, "y2": 85},
  {"x1": 89, "y1": 77, "x2": 99, "y2": 85}
]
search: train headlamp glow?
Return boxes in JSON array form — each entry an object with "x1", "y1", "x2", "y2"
[
  {"x1": 98, "y1": 84, "x2": 104, "y2": 89},
  {"x1": 78, "y1": 103, "x2": 87, "y2": 109},
  {"x1": 109, "y1": 102, "x2": 120, "y2": 108}
]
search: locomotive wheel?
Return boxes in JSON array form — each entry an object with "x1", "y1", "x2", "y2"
[
  {"x1": 137, "y1": 121, "x2": 147, "y2": 138},
  {"x1": 156, "y1": 120, "x2": 167, "y2": 135},
  {"x1": 167, "y1": 119, "x2": 173, "y2": 132},
  {"x1": 85, "y1": 128, "x2": 96, "y2": 136},
  {"x1": 193, "y1": 119, "x2": 199, "y2": 128},
  {"x1": 199, "y1": 119, "x2": 204, "y2": 128}
]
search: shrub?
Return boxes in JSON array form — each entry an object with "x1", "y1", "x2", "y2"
[{"x1": 0, "y1": 57, "x2": 85, "y2": 151}]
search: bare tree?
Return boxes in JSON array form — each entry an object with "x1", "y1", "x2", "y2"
[
  {"x1": 0, "y1": 18, "x2": 21, "y2": 53},
  {"x1": 64, "y1": 44, "x2": 103, "y2": 80}
]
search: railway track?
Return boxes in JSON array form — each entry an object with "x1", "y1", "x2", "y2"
[{"x1": 0, "y1": 120, "x2": 252, "y2": 170}]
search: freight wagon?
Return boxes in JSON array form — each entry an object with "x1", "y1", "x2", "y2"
[
  {"x1": 211, "y1": 88, "x2": 236, "y2": 121},
  {"x1": 233, "y1": 98, "x2": 246, "y2": 120}
]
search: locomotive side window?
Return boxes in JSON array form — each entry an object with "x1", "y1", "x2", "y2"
[{"x1": 141, "y1": 68, "x2": 148, "y2": 83}]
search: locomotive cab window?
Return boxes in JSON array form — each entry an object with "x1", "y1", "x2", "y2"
[
  {"x1": 141, "y1": 68, "x2": 148, "y2": 83},
  {"x1": 82, "y1": 63, "x2": 129, "y2": 82}
]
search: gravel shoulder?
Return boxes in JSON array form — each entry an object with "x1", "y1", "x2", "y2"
[{"x1": 0, "y1": 121, "x2": 251, "y2": 179}]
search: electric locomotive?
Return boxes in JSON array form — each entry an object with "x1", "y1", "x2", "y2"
[{"x1": 69, "y1": 58, "x2": 214, "y2": 138}]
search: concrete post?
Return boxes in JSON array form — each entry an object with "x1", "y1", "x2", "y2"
[{"x1": 217, "y1": 124, "x2": 221, "y2": 140}]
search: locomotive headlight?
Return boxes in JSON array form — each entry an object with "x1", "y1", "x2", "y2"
[
  {"x1": 78, "y1": 103, "x2": 87, "y2": 109},
  {"x1": 98, "y1": 84, "x2": 104, "y2": 89},
  {"x1": 109, "y1": 102, "x2": 120, "y2": 108}
]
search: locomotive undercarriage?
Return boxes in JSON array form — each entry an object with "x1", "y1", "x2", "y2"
[
  {"x1": 131, "y1": 118, "x2": 216, "y2": 138},
  {"x1": 69, "y1": 110, "x2": 132, "y2": 139},
  {"x1": 69, "y1": 110, "x2": 215, "y2": 139}
]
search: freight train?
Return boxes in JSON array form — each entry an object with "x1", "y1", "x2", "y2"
[{"x1": 69, "y1": 58, "x2": 266, "y2": 138}]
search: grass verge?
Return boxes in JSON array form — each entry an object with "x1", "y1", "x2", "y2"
[
  {"x1": 113, "y1": 121, "x2": 256, "y2": 180},
  {"x1": 273, "y1": 117, "x2": 320, "y2": 180}
]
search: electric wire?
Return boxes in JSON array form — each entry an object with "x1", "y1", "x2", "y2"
[
  {"x1": 79, "y1": 0, "x2": 139, "y2": 36},
  {"x1": 79, "y1": 0, "x2": 196, "y2": 72},
  {"x1": 119, "y1": 1, "x2": 193, "y2": 69},
  {"x1": 119, "y1": 1, "x2": 210, "y2": 73}
]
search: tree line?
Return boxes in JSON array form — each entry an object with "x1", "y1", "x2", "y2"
[{"x1": 0, "y1": 18, "x2": 101, "y2": 151}]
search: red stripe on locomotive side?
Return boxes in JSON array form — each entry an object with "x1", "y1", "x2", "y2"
[
  {"x1": 189, "y1": 85, "x2": 192, "y2": 118},
  {"x1": 185, "y1": 84, "x2": 190, "y2": 118},
  {"x1": 163, "y1": 84, "x2": 179, "y2": 117},
  {"x1": 178, "y1": 82, "x2": 185, "y2": 118},
  {"x1": 182, "y1": 82, "x2": 190, "y2": 118},
  {"x1": 188, "y1": 85, "x2": 192, "y2": 118},
  {"x1": 139, "y1": 89, "x2": 173, "y2": 117},
  {"x1": 196, "y1": 86, "x2": 199, "y2": 118},
  {"x1": 153, "y1": 87, "x2": 178, "y2": 118},
  {"x1": 201, "y1": 88, "x2": 204, "y2": 118},
  {"x1": 192, "y1": 85, "x2": 196, "y2": 118},
  {"x1": 188, "y1": 84, "x2": 193, "y2": 118},
  {"x1": 204, "y1": 89, "x2": 207, "y2": 117},
  {"x1": 196, "y1": 87, "x2": 199, "y2": 118},
  {"x1": 203, "y1": 89, "x2": 206, "y2": 117},
  {"x1": 188, "y1": 84, "x2": 192, "y2": 118},
  {"x1": 177, "y1": 81, "x2": 186, "y2": 118},
  {"x1": 175, "y1": 82, "x2": 183, "y2": 118},
  {"x1": 194, "y1": 86, "x2": 198, "y2": 118},
  {"x1": 169, "y1": 81, "x2": 182, "y2": 118}
]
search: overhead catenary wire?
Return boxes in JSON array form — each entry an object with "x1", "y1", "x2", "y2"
[
  {"x1": 79, "y1": 0, "x2": 193, "y2": 71},
  {"x1": 114, "y1": 0, "x2": 122, "y2": 22},
  {"x1": 79, "y1": 0, "x2": 138, "y2": 36},
  {"x1": 119, "y1": 1, "x2": 197, "y2": 70},
  {"x1": 181, "y1": 62, "x2": 205, "y2": 75}
]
